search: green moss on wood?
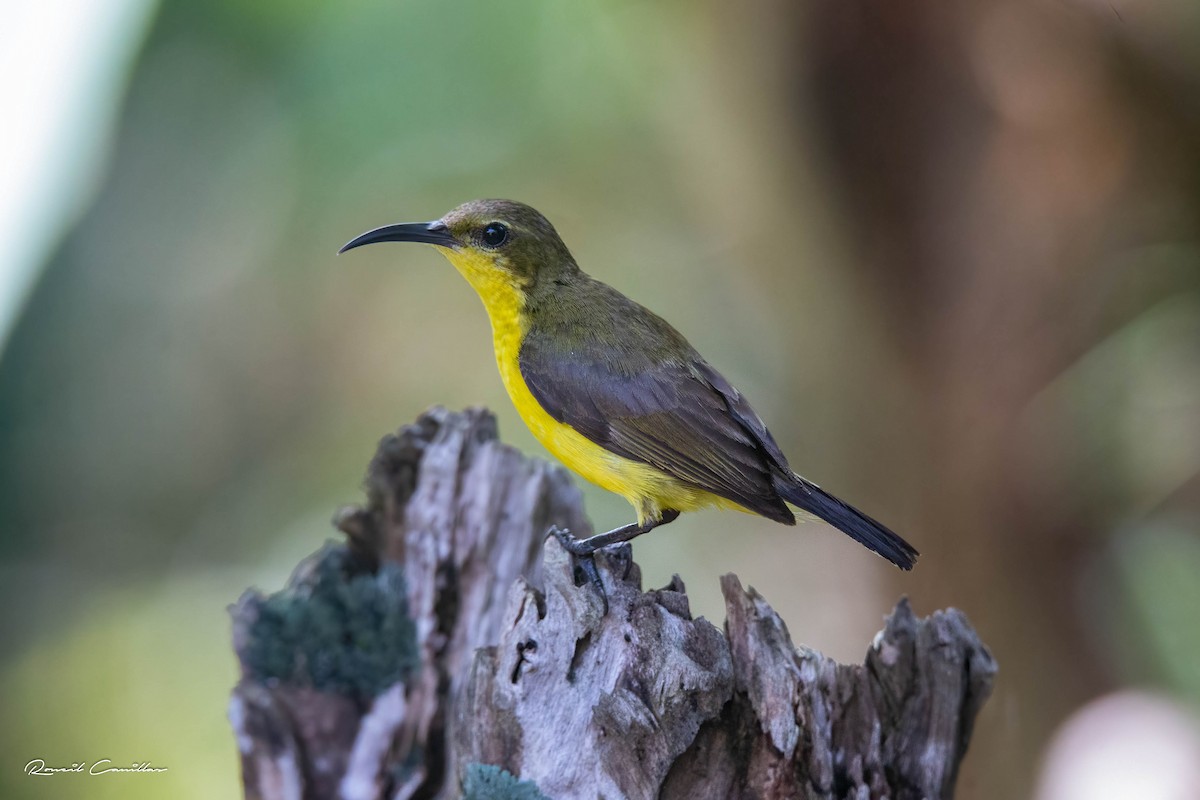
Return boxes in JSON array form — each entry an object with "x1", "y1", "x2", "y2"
[{"x1": 240, "y1": 544, "x2": 417, "y2": 697}]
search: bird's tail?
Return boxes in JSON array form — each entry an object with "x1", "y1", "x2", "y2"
[{"x1": 774, "y1": 474, "x2": 918, "y2": 570}]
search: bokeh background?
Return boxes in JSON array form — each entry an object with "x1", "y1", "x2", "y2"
[{"x1": 3, "y1": 1, "x2": 1200, "y2": 798}]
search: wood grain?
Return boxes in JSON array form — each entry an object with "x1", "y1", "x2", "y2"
[{"x1": 230, "y1": 407, "x2": 995, "y2": 799}]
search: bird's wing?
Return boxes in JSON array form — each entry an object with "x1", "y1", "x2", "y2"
[{"x1": 519, "y1": 328, "x2": 794, "y2": 524}]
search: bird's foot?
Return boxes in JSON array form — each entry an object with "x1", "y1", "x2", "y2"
[
  {"x1": 550, "y1": 525, "x2": 599, "y2": 556},
  {"x1": 548, "y1": 526, "x2": 609, "y2": 614}
]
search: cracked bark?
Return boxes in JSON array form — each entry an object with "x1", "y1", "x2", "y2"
[{"x1": 230, "y1": 407, "x2": 996, "y2": 800}]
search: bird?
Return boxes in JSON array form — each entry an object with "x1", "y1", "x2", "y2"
[{"x1": 340, "y1": 199, "x2": 917, "y2": 605}]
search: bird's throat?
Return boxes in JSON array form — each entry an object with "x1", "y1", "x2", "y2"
[{"x1": 434, "y1": 246, "x2": 529, "y2": 397}]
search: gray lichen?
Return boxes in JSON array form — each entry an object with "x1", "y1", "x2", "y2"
[{"x1": 462, "y1": 764, "x2": 550, "y2": 800}]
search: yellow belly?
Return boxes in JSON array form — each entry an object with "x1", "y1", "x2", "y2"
[{"x1": 440, "y1": 248, "x2": 733, "y2": 524}]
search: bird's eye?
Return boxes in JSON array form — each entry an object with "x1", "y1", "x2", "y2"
[{"x1": 480, "y1": 222, "x2": 509, "y2": 249}]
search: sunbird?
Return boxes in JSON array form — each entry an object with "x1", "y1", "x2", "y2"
[{"x1": 341, "y1": 200, "x2": 917, "y2": 603}]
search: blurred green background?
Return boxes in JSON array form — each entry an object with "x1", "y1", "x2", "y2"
[{"x1": 3, "y1": 1, "x2": 1199, "y2": 798}]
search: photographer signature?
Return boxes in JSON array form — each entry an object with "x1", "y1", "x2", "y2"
[{"x1": 24, "y1": 759, "x2": 167, "y2": 776}]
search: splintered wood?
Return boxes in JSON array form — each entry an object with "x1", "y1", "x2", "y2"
[{"x1": 231, "y1": 407, "x2": 995, "y2": 800}]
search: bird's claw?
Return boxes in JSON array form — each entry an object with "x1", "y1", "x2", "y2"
[
  {"x1": 551, "y1": 525, "x2": 595, "y2": 556},
  {"x1": 548, "y1": 526, "x2": 609, "y2": 614}
]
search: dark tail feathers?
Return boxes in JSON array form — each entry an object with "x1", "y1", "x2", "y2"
[{"x1": 774, "y1": 474, "x2": 918, "y2": 570}]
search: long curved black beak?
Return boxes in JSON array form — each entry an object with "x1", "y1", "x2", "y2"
[{"x1": 338, "y1": 221, "x2": 457, "y2": 254}]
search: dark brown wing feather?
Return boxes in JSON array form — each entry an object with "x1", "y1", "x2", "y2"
[{"x1": 518, "y1": 292, "x2": 794, "y2": 523}]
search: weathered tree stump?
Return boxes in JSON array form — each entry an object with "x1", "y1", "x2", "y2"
[{"x1": 229, "y1": 407, "x2": 996, "y2": 800}]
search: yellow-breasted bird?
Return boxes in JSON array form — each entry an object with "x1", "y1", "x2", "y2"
[{"x1": 341, "y1": 200, "x2": 917, "y2": 604}]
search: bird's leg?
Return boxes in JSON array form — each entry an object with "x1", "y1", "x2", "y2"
[
  {"x1": 548, "y1": 511, "x2": 681, "y2": 613},
  {"x1": 555, "y1": 509, "x2": 681, "y2": 555}
]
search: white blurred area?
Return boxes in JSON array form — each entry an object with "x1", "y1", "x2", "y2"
[
  {"x1": 1034, "y1": 691, "x2": 1200, "y2": 800},
  {"x1": 0, "y1": 0, "x2": 156, "y2": 356}
]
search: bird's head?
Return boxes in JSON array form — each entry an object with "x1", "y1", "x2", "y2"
[{"x1": 340, "y1": 199, "x2": 578, "y2": 297}]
